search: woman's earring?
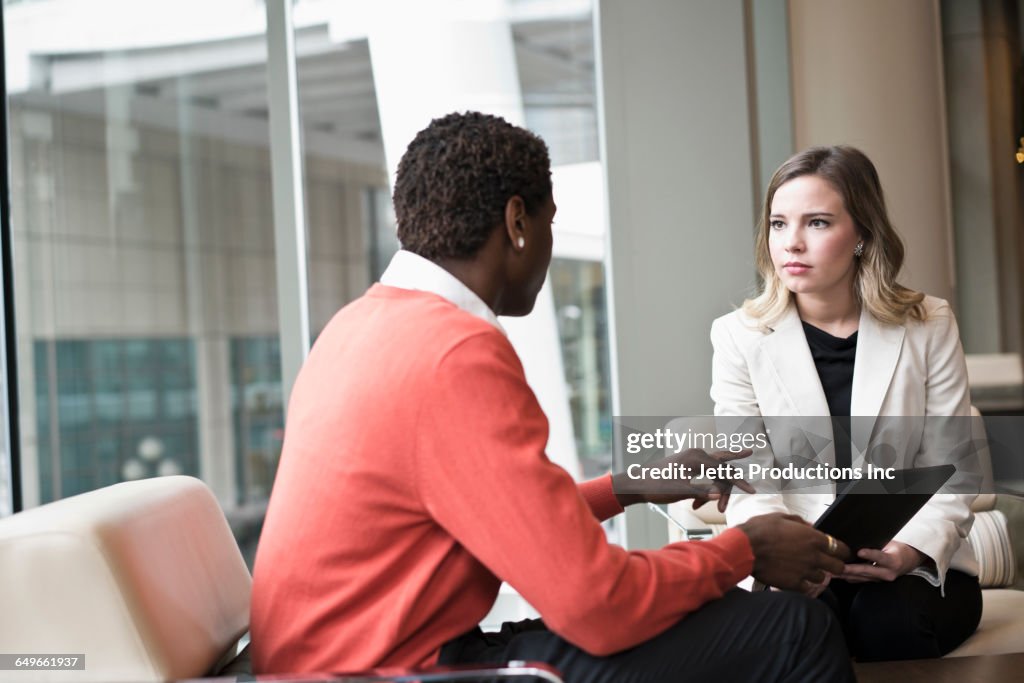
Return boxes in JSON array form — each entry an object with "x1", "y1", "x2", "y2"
[
  {"x1": 854, "y1": 241, "x2": 864, "y2": 257},
  {"x1": 517, "y1": 236, "x2": 526, "y2": 249}
]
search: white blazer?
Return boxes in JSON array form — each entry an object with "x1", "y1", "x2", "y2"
[{"x1": 710, "y1": 295, "x2": 978, "y2": 584}]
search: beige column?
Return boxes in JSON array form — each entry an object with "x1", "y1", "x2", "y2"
[
  {"x1": 789, "y1": 0, "x2": 955, "y2": 304},
  {"x1": 597, "y1": 0, "x2": 759, "y2": 548}
]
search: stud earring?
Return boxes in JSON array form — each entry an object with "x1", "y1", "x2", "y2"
[
  {"x1": 517, "y1": 237, "x2": 525, "y2": 249},
  {"x1": 854, "y1": 241, "x2": 864, "y2": 257}
]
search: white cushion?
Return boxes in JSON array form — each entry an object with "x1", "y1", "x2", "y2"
[
  {"x1": 946, "y1": 589, "x2": 1024, "y2": 657},
  {"x1": 968, "y1": 510, "x2": 1016, "y2": 588},
  {"x1": 0, "y1": 476, "x2": 250, "y2": 682}
]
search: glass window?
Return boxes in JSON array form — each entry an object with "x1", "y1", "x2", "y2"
[
  {"x1": 230, "y1": 336, "x2": 284, "y2": 505},
  {"x1": 3, "y1": 0, "x2": 613, "y2": 575},
  {"x1": 4, "y1": 0, "x2": 283, "y2": 565},
  {"x1": 33, "y1": 338, "x2": 200, "y2": 503},
  {"x1": 297, "y1": 1, "x2": 607, "y2": 486},
  {"x1": 550, "y1": 258, "x2": 613, "y2": 478},
  {"x1": 295, "y1": 38, "x2": 391, "y2": 338}
]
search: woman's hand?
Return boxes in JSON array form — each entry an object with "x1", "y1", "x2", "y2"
[
  {"x1": 803, "y1": 572, "x2": 831, "y2": 598},
  {"x1": 613, "y1": 448, "x2": 755, "y2": 512},
  {"x1": 838, "y1": 541, "x2": 925, "y2": 583}
]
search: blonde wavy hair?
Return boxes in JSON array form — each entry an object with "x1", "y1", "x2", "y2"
[{"x1": 743, "y1": 146, "x2": 925, "y2": 329}]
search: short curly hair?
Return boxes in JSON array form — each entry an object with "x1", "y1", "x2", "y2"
[{"x1": 393, "y1": 111, "x2": 552, "y2": 260}]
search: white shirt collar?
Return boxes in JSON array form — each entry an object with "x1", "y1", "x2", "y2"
[{"x1": 379, "y1": 250, "x2": 506, "y2": 335}]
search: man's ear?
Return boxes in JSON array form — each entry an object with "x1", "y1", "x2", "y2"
[{"x1": 504, "y1": 195, "x2": 527, "y2": 251}]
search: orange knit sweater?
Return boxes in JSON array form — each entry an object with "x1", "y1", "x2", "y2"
[{"x1": 250, "y1": 285, "x2": 754, "y2": 674}]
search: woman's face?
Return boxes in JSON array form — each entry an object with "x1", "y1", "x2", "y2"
[{"x1": 768, "y1": 174, "x2": 861, "y2": 301}]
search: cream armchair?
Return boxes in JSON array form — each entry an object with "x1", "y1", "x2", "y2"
[
  {"x1": 0, "y1": 476, "x2": 251, "y2": 682},
  {"x1": 0, "y1": 476, "x2": 563, "y2": 682}
]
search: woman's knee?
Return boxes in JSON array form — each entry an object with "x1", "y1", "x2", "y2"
[{"x1": 845, "y1": 584, "x2": 939, "y2": 661}]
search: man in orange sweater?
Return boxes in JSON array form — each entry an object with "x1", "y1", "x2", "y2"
[{"x1": 251, "y1": 112, "x2": 854, "y2": 682}]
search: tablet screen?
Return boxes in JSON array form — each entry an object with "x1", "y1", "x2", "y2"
[{"x1": 813, "y1": 464, "x2": 955, "y2": 559}]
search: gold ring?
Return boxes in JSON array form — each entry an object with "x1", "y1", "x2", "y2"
[{"x1": 826, "y1": 534, "x2": 837, "y2": 555}]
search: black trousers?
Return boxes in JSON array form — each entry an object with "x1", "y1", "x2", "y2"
[
  {"x1": 438, "y1": 589, "x2": 854, "y2": 683},
  {"x1": 820, "y1": 569, "x2": 982, "y2": 661}
]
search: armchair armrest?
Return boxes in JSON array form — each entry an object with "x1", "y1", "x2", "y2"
[
  {"x1": 197, "y1": 660, "x2": 564, "y2": 682},
  {"x1": 994, "y1": 494, "x2": 1024, "y2": 590},
  {"x1": 335, "y1": 661, "x2": 564, "y2": 682}
]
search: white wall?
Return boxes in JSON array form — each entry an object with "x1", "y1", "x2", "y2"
[
  {"x1": 597, "y1": 0, "x2": 760, "y2": 548},
  {"x1": 789, "y1": 0, "x2": 956, "y2": 305}
]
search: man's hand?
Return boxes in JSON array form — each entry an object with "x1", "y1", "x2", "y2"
[
  {"x1": 739, "y1": 513, "x2": 850, "y2": 592},
  {"x1": 838, "y1": 541, "x2": 925, "y2": 583},
  {"x1": 613, "y1": 448, "x2": 755, "y2": 513}
]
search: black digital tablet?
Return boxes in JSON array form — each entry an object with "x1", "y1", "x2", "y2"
[{"x1": 813, "y1": 464, "x2": 956, "y2": 560}]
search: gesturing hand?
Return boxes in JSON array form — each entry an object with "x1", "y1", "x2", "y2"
[
  {"x1": 739, "y1": 513, "x2": 850, "y2": 593},
  {"x1": 839, "y1": 541, "x2": 925, "y2": 583},
  {"x1": 613, "y1": 447, "x2": 755, "y2": 513}
]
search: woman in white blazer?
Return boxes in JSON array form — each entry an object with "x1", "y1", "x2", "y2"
[{"x1": 711, "y1": 146, "x2": 981, "y2": 661}]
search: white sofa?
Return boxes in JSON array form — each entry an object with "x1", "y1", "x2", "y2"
[
  {"x1": 0, "y1": 476, "x2": 564, "y2": 682},
  {"x1": 0, "y1": 476, "x2": 251, "y2": 682}
]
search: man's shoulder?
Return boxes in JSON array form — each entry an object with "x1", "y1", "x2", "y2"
[
  {"x1": 339, "y1": 285, "x2": 509, "y2": 358},
  {"x1": 361, "y1": 284, "x2": 499, "y2": 329}
]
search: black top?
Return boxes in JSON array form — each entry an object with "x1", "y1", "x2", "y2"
[
  {"x1": 802, "y1": 321, "x2": 857, "y2": 472},
  {"x1": 801, "y1": 321, "x2": 857, "y2": 417}
]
